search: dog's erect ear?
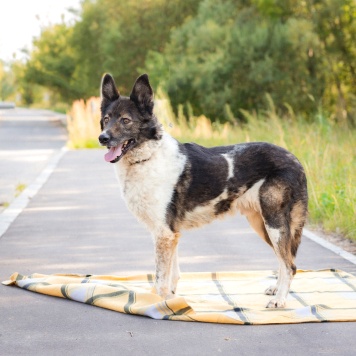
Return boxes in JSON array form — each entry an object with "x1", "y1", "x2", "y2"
[
  {"x1": 101, "y1": 73, "x2": 120, "y2": 102},
  {"x1": 130, "y1": 74, "x2": 154, "y2": 114}
]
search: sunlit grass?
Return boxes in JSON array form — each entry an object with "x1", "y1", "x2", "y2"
[
  {"x1": 66, "y1": 97, "x2": 102, "y2": 149},
  {"x1": 66, "y1": 93, "x2": 356, "y2": 241}
]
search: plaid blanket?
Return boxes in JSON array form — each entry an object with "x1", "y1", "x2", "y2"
[{"x1": 3, "y1": 269, "x2": 356, "y2": 324}]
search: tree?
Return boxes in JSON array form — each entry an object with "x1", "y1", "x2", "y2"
[
  {"x1": 18, "y1": 0, "x2": 356, "y2": 123},
  {"x1": 0, "y1": 61, "x2": 15, "y2": 101},
  {"x1": 306, "y1": 0, "x2": 356, "y2": 124},
  {"x1": 71, "y1": 0, "x2": 201, "y2": 95},
  {"x1": 146, "y1": 0, "x2": 325, "y2": 121},
  {"x1": 24, "y1": 22, "x2": 84, "y2": 101},
  {"x1": 22, "y1": 0, "x2": 202, "y2": 102}
]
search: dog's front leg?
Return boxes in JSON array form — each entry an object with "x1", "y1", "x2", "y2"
[
  {"x1": 154, "y1": 233, "x2": 179, "y2": 299},
  {"x1": 170, "y1": 246, "x2": 180, "y2": 295}
]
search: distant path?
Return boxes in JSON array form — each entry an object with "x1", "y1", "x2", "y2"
[{"x1": 0, "y1": 108, "x2": 67, "y2": 210}]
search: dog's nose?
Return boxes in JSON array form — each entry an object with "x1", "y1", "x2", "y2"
[{"x1": 99, "y1": 132, "x2": 110, "y2": 145}]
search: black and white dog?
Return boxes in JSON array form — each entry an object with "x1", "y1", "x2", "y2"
[{"x1": 99, "y1": 74, "x2": 308, "y2": 308}]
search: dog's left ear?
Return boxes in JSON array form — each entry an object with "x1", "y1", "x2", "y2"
[{"x1": 130, "y1": 74, "x2": 154, "y2": 115}]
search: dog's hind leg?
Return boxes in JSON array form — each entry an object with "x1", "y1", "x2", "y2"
[
  {"x1": 243, "y1": 210, "x2": 281, "y2": 295},
  {"x1": 258, "y1": 177, "x2": 307, "y2": 308},
  {"x1": 263, "y1": 223, "x2": 297, "y2": 308},
  {"x1": 244, "y1": 210, "x2": 281, "y2": 296},
  {"x1": 244, "y1": 210, "x2": 272, "y2": 247},
  {"x1": 263, "y1": 201, "x2": 306, "y2": 304},
  {"x1": 153, "y1": 232, "x2": 180, "y2": 299}
]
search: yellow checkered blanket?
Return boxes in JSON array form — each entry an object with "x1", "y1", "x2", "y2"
[{"x1": 3, "y1": 269, "x2": 356, "y2": 324}]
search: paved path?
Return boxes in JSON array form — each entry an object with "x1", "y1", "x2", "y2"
[
  {"x1": 0, "y1": 108, "x2": 66, "y2": 211},
  {"x1": 0, "y1": 110, "x2": 355, "y2": 355}
]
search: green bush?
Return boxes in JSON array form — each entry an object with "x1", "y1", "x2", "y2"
[{"x1": 146, "y1": 0, "x2": 356, "y2": 124}]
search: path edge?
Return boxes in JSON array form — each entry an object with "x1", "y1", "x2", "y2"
[
  {"x1": 303, "y1": 228, "x2": 356, "y2": 265},
  {"x1": 0, "y1": 147, "x2": 67, "y2": 238}
]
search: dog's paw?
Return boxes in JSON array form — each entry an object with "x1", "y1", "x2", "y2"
[
  {"x1": 169, "y1": 285, "x2": 177, "y2": 295},
  {"x1": 165, "y1": 293, "x2": 176, "y2": 300},
  {"x1": 266, "y1": 298, "x2": 286, "y2": 308},
  {"x1": 265, "y1": 285, "x2": 278, "y2": 295},
  {"x1": 170, "y1": 276, "x2": 180, "y2": 295},
  {"x1": 154, "y1": 287, "x2": 175, "y2": 300}
]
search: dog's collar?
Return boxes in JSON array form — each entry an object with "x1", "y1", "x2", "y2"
[{"x1": 129, "y1": 158, "x2": 150, "y2": 165}]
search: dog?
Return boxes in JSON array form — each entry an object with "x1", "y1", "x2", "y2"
[{"x1": 98, "y1": 73, "x2": 308, "y2": 308}]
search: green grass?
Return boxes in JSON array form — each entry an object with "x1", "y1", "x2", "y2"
[
  {"x1": 15, "y1": 183, "x2": 27, "y2": 197},
  {"x1": 0, "y1": 201, "x2": 10, "y2": 208},
  {"x1": 66, "y1": 95, "x2": 356, "y2": 241}
]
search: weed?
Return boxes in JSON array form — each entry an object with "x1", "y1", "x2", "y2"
[{"x1": 15, "y1": 183, "x2": 27, "y2": 197}]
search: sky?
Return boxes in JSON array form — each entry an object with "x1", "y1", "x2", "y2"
[{"x1": 0, "y1": 0, "x2": 82, "y2": 62}]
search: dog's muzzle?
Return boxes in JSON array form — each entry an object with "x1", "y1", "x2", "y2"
[{"x1": 99, "y1": 132, "x2": 110, "y2": 145}]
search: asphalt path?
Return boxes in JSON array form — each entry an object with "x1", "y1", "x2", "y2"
[
  {"x1": 0, "y1": 108, "x2": 66, "y2": 211},
  {"x1": 0, "y1": 109, "x2": 355, "y2": 355}
]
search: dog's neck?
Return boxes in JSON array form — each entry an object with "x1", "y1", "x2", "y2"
[{"x1": 124, "y1": 137, "x2": 163, "y2": 165}]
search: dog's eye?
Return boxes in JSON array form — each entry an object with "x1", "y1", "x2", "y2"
[
  {"x1": 103, "y1": 117, "x2": 109, "y2": 125},
  {"x1": 122, "y1": 118, "x2": 131, "y2": 125}
]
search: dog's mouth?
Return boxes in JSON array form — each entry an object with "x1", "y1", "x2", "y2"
[{"x1": 104, "y1": 139, "x2": 136, "y2": 163}]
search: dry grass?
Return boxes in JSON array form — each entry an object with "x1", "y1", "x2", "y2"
[
  {"x1": 66, "y1": 93, "x2": 356, "y2": 241},
  {"x1": 66, "y1": 97, "x2": 102, "y2": 148}
]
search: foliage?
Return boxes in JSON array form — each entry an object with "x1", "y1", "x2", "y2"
[
  {"x1": 23, "y1": 23, "x2": 82, "y2": 101},
  {"x1": 0, "y1": 61, "x2": 14, "y2": 100},
  {"x1": 309, "y1": 0, "x2": 356, "y2": 125},
  {"x1": 21, "y1": 0, "x2": 200, "y2": 102},
  {"x1": 146, "y1": 0, "x2": 356, "y2": 123},
  {"x1": 12, "y1": 0, "x2": 356, "y2": 124},
  {"x1": 1, "y1": 60, "x2": 41, "y2": 105}
]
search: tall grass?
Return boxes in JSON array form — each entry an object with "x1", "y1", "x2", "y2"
[
  {"x1": 67, "y1": 97, "x2": 102, "y2": 148},
  {"x1": 67, "y1": 93, "x2": 356, "y2": 241}
]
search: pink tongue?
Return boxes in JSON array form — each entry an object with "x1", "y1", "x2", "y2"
[{"x1": 104, "y1": 145, "x2": 123, "y2": 162}]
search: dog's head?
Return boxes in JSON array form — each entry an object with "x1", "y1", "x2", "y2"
[{"x1": 98, "y1": 73, "x2": 162, "y2": 163}]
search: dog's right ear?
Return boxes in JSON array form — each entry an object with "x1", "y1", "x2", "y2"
[{"x1": 101, "y1": 73, "x2": 120, "y2": 104}]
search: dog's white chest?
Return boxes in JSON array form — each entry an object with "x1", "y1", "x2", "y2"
[{"x1": 114, "y1": 135, "x2": 186, "y2": 233}]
